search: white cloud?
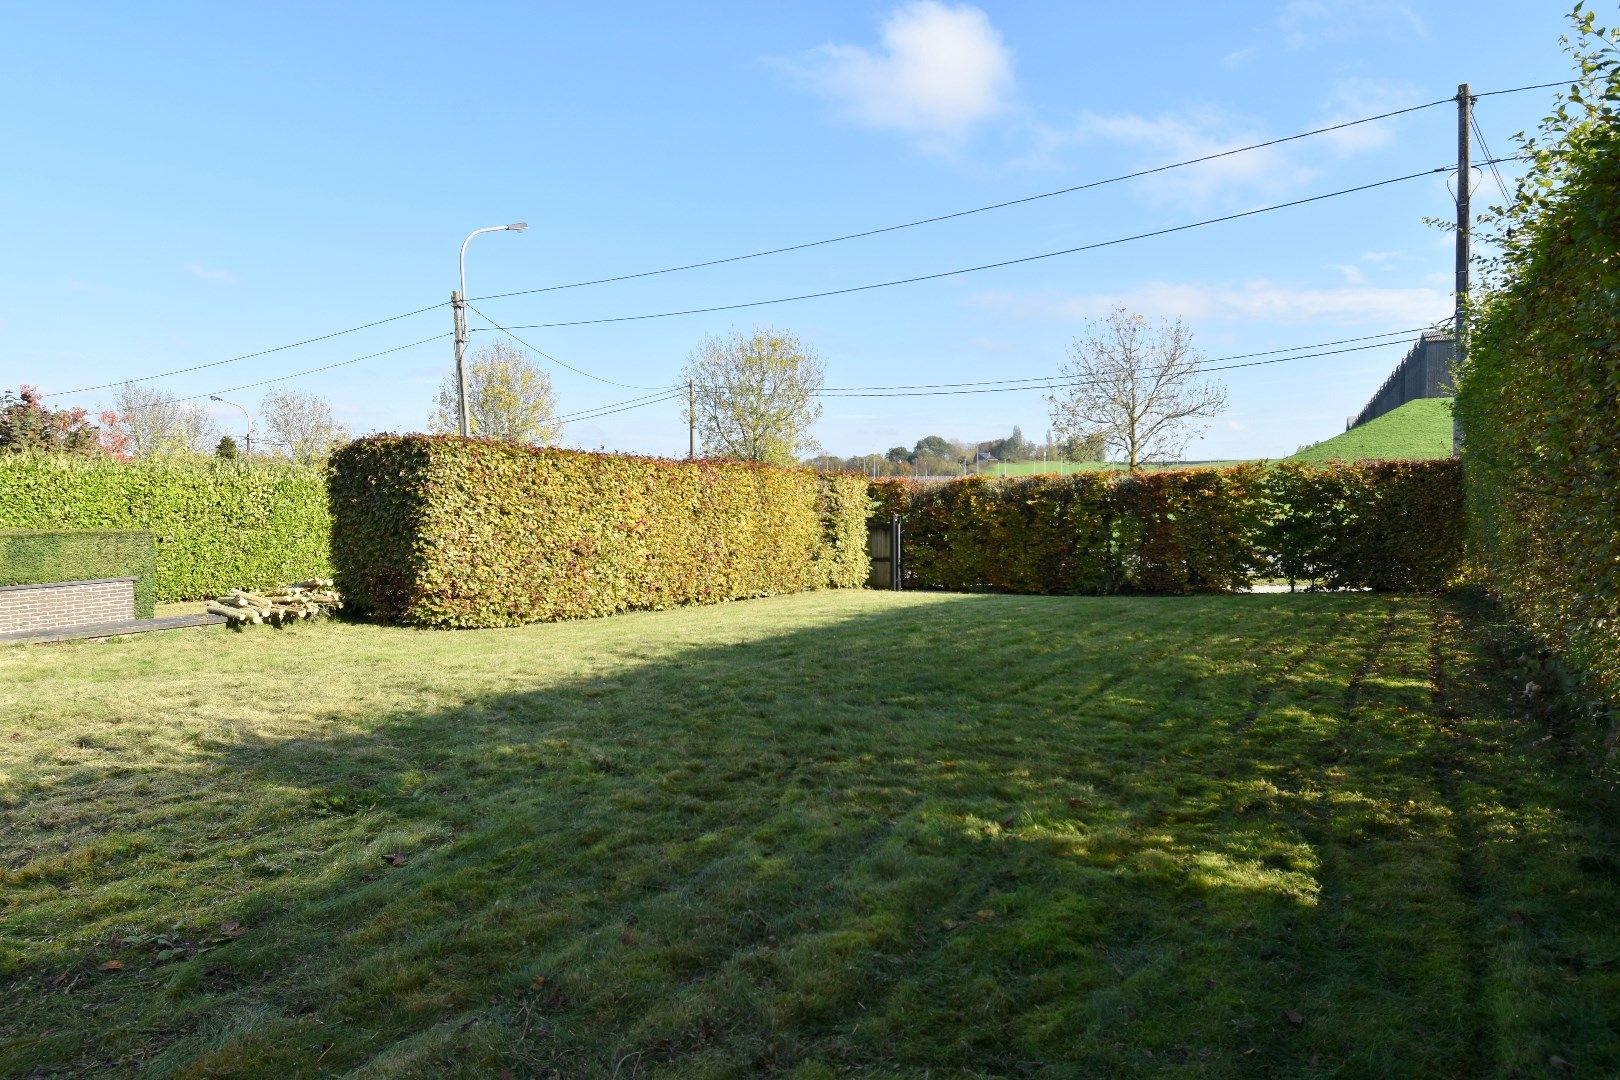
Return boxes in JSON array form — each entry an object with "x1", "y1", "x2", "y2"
[
  {"x1": 1221, "y1": 45, "x2": 1260, "y2": 70},
  {"x1": 185, "y1": 262, "x2": 238, "y2": 283},
  {"x1": 1317, "y1": 77, "x2": 1425, "y2": 154},
  {"x1": 1033, "y1": 106, "x2": 1317, "y2": 203},
  {"x1": 971, "y1": 280, "x2": 1450, "y2": 328},
  {"x1": 1278, "y1": 1, "x2": 1426, "y2": 50},
  {"x1": 790, "y1": 2, "x2": 1015, "y2": 146}
]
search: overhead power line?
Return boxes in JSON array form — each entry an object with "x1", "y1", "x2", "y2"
[
  {"x1": 1470, "y1": 114, "x2": 1515, "y2": 206},
  {"x1": 819, "y1": 327, "x2": 1427, "y2": 392},
  {"x1": 1473, "y1": 79, "x2": 1569, "y2": 98},
  {"x1": 101, "y1": 332, "x2": 452, "y2": 411},
  {"x1": 44, "y1": 301, "x2": 449, "y2": 398},
  {"x1": 817, "y1": 335, "x2": 1438, "y2": 399},
  {"x1": 469, "y1": 80, "x2": 1561, "y2": 306},
  {"x1": 463, "y1": 302, "x2": 674, "y2": 390},
  {"x1": 468, "y1": 100, "x2": 1453, "y2": 304},
  {"x1": 477, "y1": 164, "x2": 1507, "y2": 332},
  {"x1": 554, "y1": 388, "x2": 682, "y2": 426}
]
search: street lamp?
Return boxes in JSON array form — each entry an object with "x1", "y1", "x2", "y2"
[
  {"x1": 454, "y1": 222, "x2": 528, "y2": 437},
  {"x1": 210, "y1": 395, "x2": 253, "y2": 459}
]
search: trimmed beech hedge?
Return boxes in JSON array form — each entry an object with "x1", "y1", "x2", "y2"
[
  {"x1": 0, "y1": 529, "x2": 157, "y2": 618},
  {"x1": 871, "y1": 459, "x2": 1463, "y2": 595},
  {"x1": 329, "y1": 436, "x2": 869, "y2": 628},
  {"x1": 0, "y1": 453, "x2": 332, "y2": 602},
  {"x1": 1454, "y1": 46, "x2": 1620, "y2": 703}
]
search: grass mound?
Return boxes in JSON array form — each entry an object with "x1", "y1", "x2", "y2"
[{"x1": 1291, "y1": 396, "x2": 1455, "y2": 462}]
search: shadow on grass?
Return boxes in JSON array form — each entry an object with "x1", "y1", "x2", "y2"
[{"x1": 4, "y1": 592, "x2": 1620, "y2": 1077}]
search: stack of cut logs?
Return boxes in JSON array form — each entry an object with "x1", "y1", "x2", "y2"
[{"x1": 207, "y1": 580, "x2": 343, "y2": 626}]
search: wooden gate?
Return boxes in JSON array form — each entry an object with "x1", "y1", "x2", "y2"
[{"x1": 867, "y1": 513, "x2": 903, "y2": 590}]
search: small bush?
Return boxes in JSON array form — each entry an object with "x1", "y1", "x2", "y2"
[
  {"x1": 329, "y1": 436, "x2": 869, "y2": 628},
  {"x1": 0, "y1": 529, "x2": 156, "y2": 617},
  {"x1": 0, "y1": 453, "x2": 331, "y2": 602}
]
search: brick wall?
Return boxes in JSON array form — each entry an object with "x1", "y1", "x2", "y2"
[{"x1": 0, "y1": 578, "x2": 136, "y2": 633}]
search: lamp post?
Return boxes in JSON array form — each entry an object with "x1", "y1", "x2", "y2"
[
  {"x1": 454, "y1": 222, "x2": 528, "y2": 437},
  {"x1": 210, "y1": 395, "x2": 253, "y2": 459}
]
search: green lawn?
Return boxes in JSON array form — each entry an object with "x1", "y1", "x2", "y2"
[
  {"x1": 3, "y1": 591, "x2": 1618, "y2": 1076},
  {"x1": 1290, "y1": 397, "x2": 1456, "y2": 463}
]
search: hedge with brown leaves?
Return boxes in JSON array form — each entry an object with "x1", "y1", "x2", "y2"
[{"x1": 329, "y1": 436, "x2": 869, "y2": 628}]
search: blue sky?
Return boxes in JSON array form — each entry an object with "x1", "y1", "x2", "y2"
[{"x1": 1, "y1": 1, "x2": 1574, "y2": 459}]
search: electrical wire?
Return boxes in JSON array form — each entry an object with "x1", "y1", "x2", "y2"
[
  {"x1": 816, "y1": 336, "x2": 1437, "y2": 398},
  {"x1": 554, "y1": 389, "x2": 683, "y2": 426},
  {"x1": 1470, "y1": 114, "x2": 1515, "y2": 206},
  {"x1": 43, "y1": 301, "x2": 449, "y2": 397},
  {"x1": 93, "y1": 332, "x2": 452, "y2": 411},
  {"x1": 462, "y1": 302, "x2": 675, "y2": 390},
  {"x1": 478, "y1": 165, "x2": 1480, "y2": 331},
  {"x1": 467, "y1": 100, "x2": 1455, "y2": 304},
  {"x1": 818, "y1": 328, "x2": 1426, "y2": 392},
  {"x1": 1473, "y1": 79, "x2": 1569, "y2": 98},
  {"x1": 39, "y1": 81, "x2": 1564, "y2": 403},
  {"x1": 469, "y1": 80, "x2": 1564, "y2": 306}
]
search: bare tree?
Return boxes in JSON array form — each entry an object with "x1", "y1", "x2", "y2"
[
  {"x1": 261, "y1": 390, "x2": 349, "y2": 465},
  {"x1": 683, "y1": 328, "x2": 823, "y2": 467},
  {"x1": 431, "y1": 341, "x2": 561, "y2": 445},
  {"x1": 113, "y1": 382, "x2": 217, "y2": 459},
  {"x1": 1047, "y1": 308, "x2": 1227, "y2": 470}
]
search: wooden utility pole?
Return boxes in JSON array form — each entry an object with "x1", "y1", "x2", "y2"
[
  {"x1": 687, "y1": 380, "x2": 696, "y2": 460},
  {"x1": 451, "y1": 290, "x2": 470, "y2": 436},
  {"x1": 1455, "y1": 84, "x2": 1471, "y2": 363},
  {"x1": 1453, "y1": 83, "x2": 1472, "y2": 455}
]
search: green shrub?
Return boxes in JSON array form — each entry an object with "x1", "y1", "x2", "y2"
[
  {"x1": 1264, "y1": 459, "x2": 1466, "y2": 591},
  {"x1": 0, "y1": 453, "x2": 331, "y2": 602},
  {"x1": 874, "y1": 460, "x2": 1462, "y2": 595},
  {"x1": 1113, "y1": 465, "x2": 1268, "y2": 594},
  {"x1": 1455, "y1": 22, "x2": 1620, "y2": 701},
  {"x1": 0, "y1": 529, "x2": 157, "y2": 617},
  {"x1": 871, "y1": 475, "x2": 1119, "y2": 594},
  {"x1": 329, "y1": 436, "x2": 869, "y2": 628}
]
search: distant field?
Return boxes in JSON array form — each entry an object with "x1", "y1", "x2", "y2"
[
  {"x1": 978, "y1": 459, "x2": 1245, "y2": 477},
  {"x1": 1290, "y1": 397, "x2": 1455, "y2": 463}
]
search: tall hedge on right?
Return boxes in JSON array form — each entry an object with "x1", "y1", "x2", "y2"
[
  {"x1": 329, "y1": 436, "x2": 868, "y2": 628},
  {"x1": 1456, "y1": 29, "x2": 1620, "y2": 701}
]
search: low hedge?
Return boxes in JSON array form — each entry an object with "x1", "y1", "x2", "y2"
[
  {"x1": 0, "y1": 453, "x2": 332, "y2": 602},
  {"x1": 0, "y1": 529, "x2": 157, "y2": 617},
  {"x1": 329, "y1": 436, "x2": 869, "y2": 628},
  {"x1": 872, "y1": 459, "x2": 1463, "y2": 595}
]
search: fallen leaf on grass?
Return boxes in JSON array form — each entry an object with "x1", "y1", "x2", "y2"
[
  {"x1": 98, "y1": 960, "x2": 124, "y2": 972},
  {"x1": 381, "y1": 852, "x2": 408, "y2": 867}
]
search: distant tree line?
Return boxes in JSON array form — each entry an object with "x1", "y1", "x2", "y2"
[{"x1": 806, "y1": 427, "x2": 1107, "y2": 476}]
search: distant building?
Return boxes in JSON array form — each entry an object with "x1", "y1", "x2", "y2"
[{"x1": 1347, "y1": 331, "x2": 1456, "y2": 430}]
